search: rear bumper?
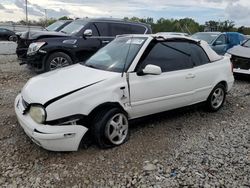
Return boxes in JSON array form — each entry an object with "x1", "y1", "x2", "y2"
[
  {"x1": 15, "y1": 94, "x2": 88, "y2": 151},
  {"x1": 233, "y1": 68, "x2": 250, "y2": 75}
]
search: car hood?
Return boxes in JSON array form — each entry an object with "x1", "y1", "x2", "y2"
[
  {"x1": 21, "y1": 64, "x2": 119, "y2": 106},
  {"x1": 21, "y1": 30, "x2": 69, "y2": 40},
  {"x1": 227, "y1": 45, "x2": 250, "y2": 59}
]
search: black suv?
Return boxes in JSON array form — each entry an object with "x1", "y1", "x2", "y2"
[{"x1": 16, "y1": 18, "x2": 152, "y2": 72}]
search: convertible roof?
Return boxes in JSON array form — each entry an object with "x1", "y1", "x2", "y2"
[
  {"x1": 118, "y1": 34, "x2": 223, "y2": 62},
  {"x1": 153, "y1": 34, "x2": 223, "y2": 62}
]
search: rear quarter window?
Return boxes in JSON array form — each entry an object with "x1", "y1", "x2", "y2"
[
  {"x1": 130, "y1": 25, "x2": 147, "y2": 34},
  {"x1": 189, "y1": 43, "x2": 210, "y2": 66}
]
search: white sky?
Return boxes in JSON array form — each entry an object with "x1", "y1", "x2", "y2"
[{"x1": 0, "y1": 0, "x2": 250, "y2": 26}]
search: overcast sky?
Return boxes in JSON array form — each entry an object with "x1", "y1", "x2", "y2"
[{"x1": 0, "y1": 0, "x2": 250, "y2": 26}]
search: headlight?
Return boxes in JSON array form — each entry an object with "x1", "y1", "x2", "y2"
[
  {"x1": 29, "y1": 105, "x2": 46, "y2": 124},
  {"x1": 27, "y1": 42, "x2": 46, "y2": 55}
]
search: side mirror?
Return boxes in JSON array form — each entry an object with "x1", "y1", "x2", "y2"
[
  {"x1": 83, "y1": 29, "x2": 92, "y2": 37},
  {"x1": 214, "y1": 40, "x2": 223, "y2": 46},
  {"x1": 137, "y1": 64, "x2": 162, "y2": 76}
]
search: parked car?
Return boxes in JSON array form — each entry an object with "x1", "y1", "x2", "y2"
[
  {"x1": 157, "y1": 32, "x2": 189, "y2": 37},
  {"x1": 226, "y1": 39, "x2": 250, "y2": 75},
  {"x1": 16, "y1": 18, "x2": 152, "y2": 73},
  {"x1": 0, "y1": 28, "x2": 16, "y2": 41},
  {"x1": 15, "y1": 20, "x2": 72, "y2": 57},
  {"x1": 15, "y1": 34, "x2": 234, "y2": 151},
  {"x1": 191, "y1": 32, "x2": 246, "y2": 55}
]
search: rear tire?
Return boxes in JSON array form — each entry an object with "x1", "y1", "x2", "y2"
[
  {"x1": 91, "y1": 108, "x2": 129, "y2": 149},
  {"x1": 205, "y1": 83, "x2": 226, "y2": 112},
  {"x1": 45, "y1": 52, "x2": 72, "y2": 72}
]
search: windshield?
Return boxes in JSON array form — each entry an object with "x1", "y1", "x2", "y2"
[
  {"x1": 60, "y1": 20, "x2": 86, "y2": 35},
  {"x1": 46, "y1": 21, "x2": 64, "y2": 31},
  {"x1": 83, "y1": 36, "x2": 147, "y2": 73},
  {"x1": 242, "y1": 39, "x2": 250, "y2": 48},
  {"x1": 192, "y1": 33, "x2": 219, "y2": 44}
]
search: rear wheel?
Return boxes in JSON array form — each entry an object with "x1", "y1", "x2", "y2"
[
  {"x1": 45, "y1": 52, "x2": 72, "y2": 72},
  {"x1": 206, "y1": 83, "x2": 226, "y2": 112},
  {"x1": 92, "y1": 108, "x2": 129, "y2": 149}
]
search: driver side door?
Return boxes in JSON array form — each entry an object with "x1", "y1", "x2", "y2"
[
  {"x1": 75, "y1": 23, "x2": 102, "y2": 62},
  {"x1": 128, "y1": 41, "x2": 196, "y2": 118}
]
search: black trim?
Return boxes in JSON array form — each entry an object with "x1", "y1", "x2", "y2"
[
  {"x1": 44, "y1": 80, "x2": 104, "y2": 107},
  {"x1": 45, "y1": 114, "x2": 87, "y2": 125}
]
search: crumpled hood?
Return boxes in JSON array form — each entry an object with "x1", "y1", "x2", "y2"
[
  {"x1": 227, "y1": 45, "x2": 250, "y2": 59},
  {"x1": 21, "y1": 30, "x2": 69, "y2": 40},
  {"x1": 21, "y1": 64, "x2": 118, "y2": 106}
]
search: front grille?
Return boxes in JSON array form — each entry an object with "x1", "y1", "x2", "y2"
[{"x1": 232, "y1": 55, "x2": 250, "y2": 70}]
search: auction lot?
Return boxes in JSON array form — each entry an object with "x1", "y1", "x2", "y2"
[{"x1": 0, "y1": 47, "x2": 250, "y2": 187}]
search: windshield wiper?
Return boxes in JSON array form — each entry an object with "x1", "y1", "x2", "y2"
[{"x1": 60, "y1": 30, "x2": 67, "y2": 34}]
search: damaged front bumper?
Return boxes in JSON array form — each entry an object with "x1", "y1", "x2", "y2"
[{"x1": 14, "y1": 94, "x2": 88, "y2": 151}]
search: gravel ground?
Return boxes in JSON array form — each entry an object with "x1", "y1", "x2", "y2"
[
  {"x1": 0, "y1": 54, "x2": 249, "y2": 188},
  {"x1": 0, "y1": 42, "x2": 17, "y2": 55}
]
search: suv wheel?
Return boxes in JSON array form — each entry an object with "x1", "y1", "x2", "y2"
[
  {"x1": 45, "y1": 52, "x2": 72, "y2": 72},
  {"x1": 92, "y1": 108, "x2": 129, "y2": 149},
  {"x1": 206, "y1": 83, "x2": 226, "y2": 112}
]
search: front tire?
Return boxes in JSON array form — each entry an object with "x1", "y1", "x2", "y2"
[
  {"x1": 206, "y1": 83, "x2": 226, "y2": 112},
  {"x1": 45, "y1": 52, "x2": 72, "y2": 72},
  {"x1": 92, "y1": 108, "x2": 129, "y2": 149}
]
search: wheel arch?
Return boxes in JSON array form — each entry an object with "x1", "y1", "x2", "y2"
[
  {"x1": 216, "y1": 80, "x2": 228, "y2": 92},
  {"x1": 88, "y1": 102, "x2": 127, "y2": 120},
  {"x1": 45, "y1": 49, "x2": 75, "y2": 63}
]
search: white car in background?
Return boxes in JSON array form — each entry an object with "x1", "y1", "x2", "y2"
[{"x1": 15, "y1": 34, "x2": 234, "y2": 151}]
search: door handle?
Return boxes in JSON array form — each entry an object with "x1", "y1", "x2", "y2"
[
  {"x1": 102, "y1": 40, "x2": 110, "y2": 44},
  {"x1": 186, "y1": 73, "x2": 195, "y2": 79}
]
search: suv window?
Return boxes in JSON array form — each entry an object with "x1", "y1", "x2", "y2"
[
  {"x1": 215, "y1": 35, "x2": 227, "y2": 44},
  {"x1": 189, "y1": 43, "x2": 210, "y2": 66},
  {"x1": 130, "y1": 25, "x2": 146, "y2": 34},
  {"x1": 138, "y1": 41, "x2": 193, "y2": 72},
  {"x1": 110, "y1": 23, "x2": 131, "y2": 36},
  {"x1": 94, "y1": 22, "x2": 109, "y2": 36}
]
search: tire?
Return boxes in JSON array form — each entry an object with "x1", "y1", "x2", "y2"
[
  {"x1": 206, "y1": 83, "x2": 226, "y2": 112},
  {"x1": 91, "y1": 108, "x2": 129, "y2": 149},
  {"x1": 8, "y1": 35, "x2": 17, "y2": 42},
  {"x1": 45, "y1": 52, "x2": 72, "y2": 72}
]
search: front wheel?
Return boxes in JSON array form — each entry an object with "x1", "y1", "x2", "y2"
[
  {"x1": 92, "y1": 108, "x2": 129, "y2": 149},
  {"x1": 206, "y1": 83, "x2": 226, "y2": 112},
  {"x1": 45, "y1": 52, "x2": 72, "y2": 72}
]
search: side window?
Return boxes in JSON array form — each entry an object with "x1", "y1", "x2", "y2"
[
  {"x1": 0, "y1": 29, "x2": 4, "y2": 32},
  {"x1": 110, "y1": 23, "x2": 132, "y2": 36},
  {"x1": 138, "y1": 41, "x2": 193, "y2": 72},
  {"x1": 84, "y1": 23, "x2": 99, "y2": 36},
  {"x1": 215, "y1": 35, "x2": 227, "y2": 44},
  {"x1": 130, "y1": 25, "x2": 146, "y2": 34},
  {"x1": 94, "y1": 22, "x2": 109, "y2": 36},
  {"x1": 189, "y1": 43, "x2": 210, "y2": 66}
]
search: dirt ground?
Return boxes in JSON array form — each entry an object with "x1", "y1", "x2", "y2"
[{"x1": 0, "y1": 54, "x2": 249, "y2": 187}]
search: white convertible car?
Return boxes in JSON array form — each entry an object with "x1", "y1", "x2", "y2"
[{"x1": 15, "y1": 34, "x2": 234, "y2": 151}]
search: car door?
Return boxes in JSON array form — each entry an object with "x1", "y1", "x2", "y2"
[
  {"x1": 75, "y1": 23, "x2": 102, "y2": 62},
  {"x1": 128, "y1": 41, "x2": 196, "y2": 118},
  {"x1": 212, "y1": 34, "x2": 228, "y2": 55},
  {"x1": 94, "y1": 22, "x2": 114, "y2": 47},
  {"x1": 188, "y1": 43, "x2": 215, "y2": 102}
]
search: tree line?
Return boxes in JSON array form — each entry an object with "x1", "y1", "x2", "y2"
[{"x1": 15, "y1": 16, "x2": 250, "y2": 35}]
